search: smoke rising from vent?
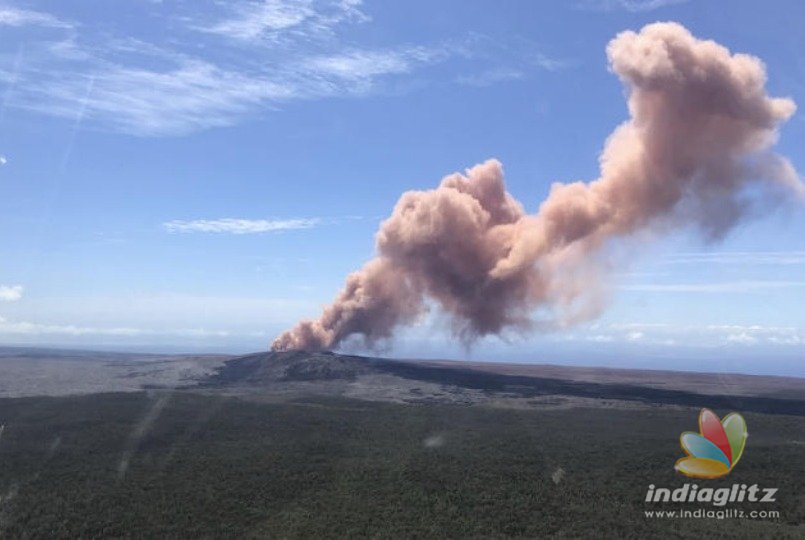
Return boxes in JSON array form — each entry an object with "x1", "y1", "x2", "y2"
[{"x1": 272, "y1": 22, "x2": 803, "y2": 352}]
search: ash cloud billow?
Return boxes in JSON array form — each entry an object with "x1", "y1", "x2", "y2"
[{"x1": 272, "y1": 22, "x2": 803, "y2": 352}]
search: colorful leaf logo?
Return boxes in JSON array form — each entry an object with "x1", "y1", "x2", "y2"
[{"x1": 675, "y1": 408, "x2": 747, "y2": 479}]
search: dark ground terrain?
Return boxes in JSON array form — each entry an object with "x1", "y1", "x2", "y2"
[{"x1": 0, "y1": 348, "x2": 803, "y2": 538}]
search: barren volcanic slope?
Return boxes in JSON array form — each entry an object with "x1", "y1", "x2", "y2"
[
  {"x1": 0, "y1": 347, "x2": 230, "y2": 398},
  {"x1": 200, "y1": 351, "x2": 805, "y2": 415},
  {"x1": 2, "y1": 347, "x2": 804, "y2": 415}
]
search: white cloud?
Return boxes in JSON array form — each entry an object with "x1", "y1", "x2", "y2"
[
  {"x1": 618, "y1": 0, "x2": 688, "y2": 11},
  {"x1": 0, "y1": 293, "x2": 317, "y2": 344},
  {"x1": 0, "y1": 285, "x2": 23, "y2": 302},
  {"x1": 0, "y1": 1, "x2": 552, "y2": 136},
  {"x1": 130, "y1": 63, "x2": 286, "y2": 127},
  {"x1": 578, "y1": 0, "x2": 688, "y2": 12},
  {"x1": 456, "y1": 68, "x2": 523, "y2": 87},
  {"x1": 768, "y1": 335, "x2": 804, "y2": 346},
  {"x1": 26, "y1": 40, "x2": 455, "y2": 135},
  {"x1": 0, "y1": 6, "x2": 71, "y2": 28},
  {"x1": 662, "y1": 251, "x2": 805, "y2": 266},
  {"x1": 609, "y1": 323, "x2": 670, "y2": 331},
  {"x1": 0, "y1": 316, "x2": 237, "y2": 337},
  {"x1": 726, "y1": 332, "x2": 759, "y2": 345},
  {"x1": 202, "y1": 0, "x2": 316, "y2": 40},
  {"x1": 306, "y1": 48, "x2": 432, "y2": 80},
  {"x1": 607, "y1": 322, "x2": 805, "y2": 348},
  {"x1": 18, "y1": 59, "x2": 297, "y2": 136},
  {"x1": 8, "y1": 40, "x2": 449, "y2": 136},
  {"x1": 196, "y1": 0, "x2": 368, "y2": 42},
  {"x1": 621, "y1": 280, "x2": 805, "y2": 293},
  {"x1": 561, "y1": 328, "x2": 665, "y2": 345},
  {"x1": 7, "y1": 293, "x2": 314, "y2": 327},
  {"x1": 0, "y1": 1, "x2": 377, "y2": 136},
  {"x1": 454, "y1": 37, "x2": 566, "y2": 88},
  {"x1": 625, "y1": 331, "x2": 644, "y2": 342},
  {"x1": 164, "y1": 217, "x2": 320, "y2": 234},
  {"x1": 531, "y1": 53, "x2": 566, "y2": 71},
  {"x1": 0, "y1": 155, "x2": 6, "y2": 165}
]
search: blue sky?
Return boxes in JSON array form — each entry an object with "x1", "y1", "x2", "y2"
[{"x1": 1, "y1": 0, "x2": 804, "y2": 375}]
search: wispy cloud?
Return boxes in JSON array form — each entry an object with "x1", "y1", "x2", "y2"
[
  {"x1": 200, "y1": 0, "x2": 316, "y2": 40},
  {"x1": 16, "y1": 45, "x2": 451, "y2": 135},
  {"x1": 196, "y1": 0, "x2": 368, "y2": 42},
  {"x1": 662, "y1": 251, "x2": 805, "y2": 266},
  {"x1": 0, "y1": 155, "x2": 6, "y2": 165},
  {"x1": 531, "y1": 52, "x2": 566, "y2": 71},
  {"x1": 453, "y1": 33, "x2": 567, "y2": 88},
  {"x1": 0, "y1": 316, "x2": 238, "y2": 337},
  {"x1": 0, "y1": 293, "x2": 316, "y2": 340},
  {"x1": 625, "y1": 330, "x2": 644, "y2": 341},
  {"x1": 0, "y1": 285, "x2": 23, "y2": 302},
  {"x1": 164, "y1": 217, "x2": 320, "y2": 234},
  {"x1": 0, "y1": 6, "x2": 71, "y2": 28},
  {"x1": 23, "y1": 60, "x2": 296, "y2": 136},
  {"x1": 456, "y1": 68, "x2": 523, "y2": 87},
  {"x1": 605, "y1": 322, "x2": 805, "y2": 347},
  {"x1": 4, "y1": 23, "x2": 446, "y2": 135},
  {"x1": 725, "y1": 332, "x2": 758, "y2": 345},
  {"x1": 1, "y1": 1, "x2": 558, "y2": 136},
  {"x1": 577, "y1": 0, "x2": 689, "y2": 12},
  {"x1": 306, "y1": 47, "x2": 437, "y2": 80},
  {"x1": 621, "y1": 280, "x2": 805, "y2": 293}
]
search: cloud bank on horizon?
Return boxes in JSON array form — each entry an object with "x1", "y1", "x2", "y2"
[
  {"x1": 0, "y1": 285, "x2": 23, "y2": 302},
  {"x1": 272, "y1": 22, "x2": 804, "y2": 352}
]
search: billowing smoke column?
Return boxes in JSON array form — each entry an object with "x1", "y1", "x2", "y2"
[{"x1": 272, "y1": 22, "x2": 803, "y2": 352}]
